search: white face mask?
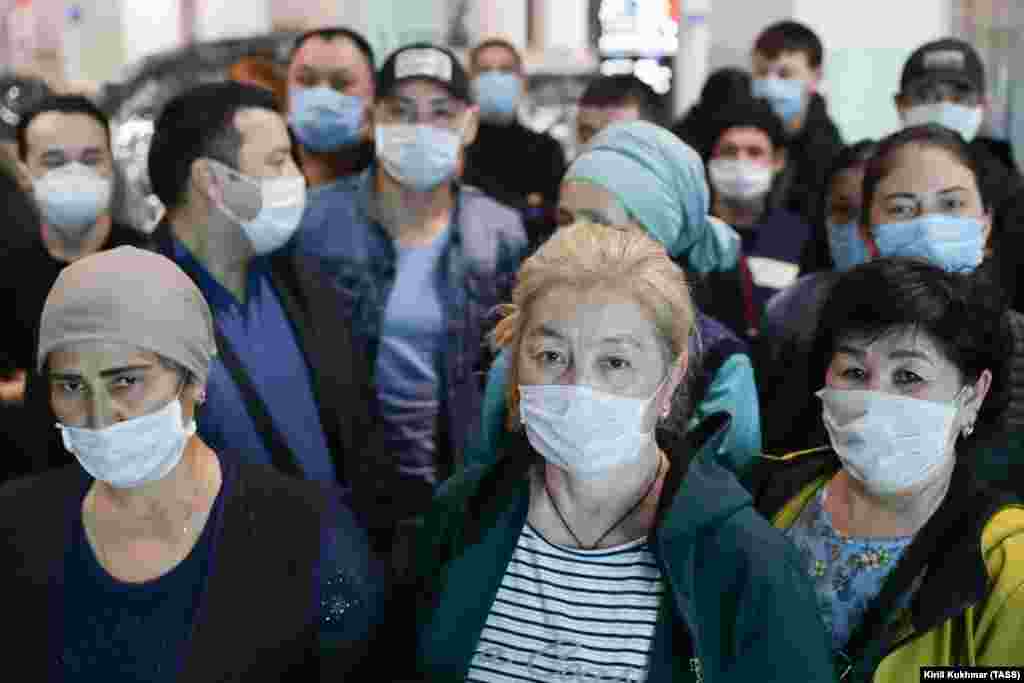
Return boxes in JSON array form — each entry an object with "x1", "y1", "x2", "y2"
[
  {"x1": 816, "y1": 387, "x2": 966, "y2": 495},
  {"x1": 708, "y1": 158, "x2": 775, "y2": 201},
  {"x1": 210, "y1": 161, "x2": 307, "y2": 255},
  {"x1": 375, "y1": 123, "x2": 462, "y2": 192},
  {"x1": 901, "y1": 102, "x2": 984, "y2": 142},
  {"x1": 33, "y1": 161, "x2": 113, "y2": 238},
  {"x1": 57, "y1": 397, "x2": 197, "y2": 489},
  {"x1": 519, "y1": 381, "x2": 662, "y2": 478}
]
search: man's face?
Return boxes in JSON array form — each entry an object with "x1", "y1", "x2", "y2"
[
  {"x1": 895, "y1": 78, "x2": 983, "y2": 115},
  {"x1": 711, "y1": 126, "x2": 783, "y2": 171},
  {"x1": 576, "y1": 103, "x2": 640, "y2": 147},
  {"x1": 751, "y1": 49, "x2": 820, "y2": 93},
  {"x1": 287, "y1": 35, "x2": 375, "y2": 105},
  {"x1": 233, "y1": 107, "x2": 301, "y2": 180},
  {"x1": 472, "y1": 45, "x2": 522, "y2": 78},
  {"x1": 24, "y1": 111, "x2": 112, "y2": 181}
]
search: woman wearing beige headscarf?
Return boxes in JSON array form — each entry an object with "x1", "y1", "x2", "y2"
[{"x1": 0, "y1": 246, "x2": 384, "y2": 681}]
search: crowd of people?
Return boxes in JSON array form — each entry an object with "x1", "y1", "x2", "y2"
[{"x1": 0, "y1": 17, "x2": 1021, "y2": 682}]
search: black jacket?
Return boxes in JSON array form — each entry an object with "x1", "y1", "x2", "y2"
[
  {"x1": 776, "y1": 94, "x2": 844, "y2": 226},
  {"x1": 0, "y1": 456, "x2": 378, "y2": 681}
]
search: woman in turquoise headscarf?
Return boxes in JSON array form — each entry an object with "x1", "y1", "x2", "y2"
[{"x1": 467, "y1": 120, "x2": 761, "y2": 477}]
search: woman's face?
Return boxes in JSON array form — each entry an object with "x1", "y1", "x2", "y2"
[
  {"x1": 861, "y1": 144, "x2": 991, "y2": 251},
  {"x1": 48, "y1": 341, "x2": 200, "y2": 429},
  {"x1": 826, "y1": 165, "x2": 865, "y2": 228},
  {"x1": 517, "y1": 284, "x2": 685, "y2": 429},
  {"x1": 825, "y1": 326, "x2": 991, "y2": 439},
  {"x1": 558, "y1": 180, "x2": 640, "y2": 229}
]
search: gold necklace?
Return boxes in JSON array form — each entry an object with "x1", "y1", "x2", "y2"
[{"x1": 544, "y1": 452, "x2": 664, "y2": 551}]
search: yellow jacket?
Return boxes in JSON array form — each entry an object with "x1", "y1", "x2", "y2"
[{"x1": 747, "y1": 447, "x2": 1024, "y2": 680}]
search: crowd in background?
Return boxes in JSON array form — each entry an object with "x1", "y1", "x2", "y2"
[{"x1": 0, "y1": 16, "x2": 1022, "y2": 682}]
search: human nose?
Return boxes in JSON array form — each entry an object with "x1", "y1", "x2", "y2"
[{"x1": 85, "y1": 392, "x2": 116, "y2": 430}]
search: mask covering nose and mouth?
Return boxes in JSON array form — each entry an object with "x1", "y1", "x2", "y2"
[
  {"x1": 208, "y1": 160, "x2": 308, "y2": 255},
  {"x1": 473, "y1": 71, "x2": 521, "y2": 123},
  {"x1": 288, "y1": 86, "x2": 366, "y2": 152},
  {"x1": 375, "y1": 124, "x2": 463, "y2": 192},
  {"x1": 708, "y1": 158, "x2": 775, "y2": 202},
  {"x1": 901, "y1": 102, "x2": 984, "y2": 142},
  {"x1": 518, "y1": 377, "x2": 667, "y2": 478},
  {"x1": 57, "y1": 392, "x2": 197, "y2": 489},
  {"x1": 34, "y1": 161, "x2": 113, "y2": 239}
]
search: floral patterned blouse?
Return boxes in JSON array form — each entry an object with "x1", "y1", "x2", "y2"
[{"x1": 786, "y1": 482, "x2": 915, "y2": 653}]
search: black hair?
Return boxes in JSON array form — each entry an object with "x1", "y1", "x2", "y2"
[
  {"x1": 290, "y1": 27, "x2": 375, "y2": 78},
  {"x1": 17, "y1": 95, "x2": 110, "y2": 161},
  {"x1": 753, "y1": 20, "x2": 824, "y2": 69},
  {"x1": 705, "y1": 97, "x2": 788, "y2": 159},
  {"x1": 579, "y1": 74, "x2": 665, "y2": 125},
  {"x1": 699, "y1": 67, "x2": 751, "y2": 109},
  {"x1": 470, "y1": 38, "x2": 523, "y2": 72},
  {"x1": 811, "y1": 257, "x2": 1012, "y2": 439},
  {"x1": 861, "y1": 124, "x2": 990, "y2": 229},
  {"x1": 148, "y1": 82, "x2": 279, "y2": 209}
]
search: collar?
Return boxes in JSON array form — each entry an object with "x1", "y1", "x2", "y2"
[
  {"x1": 751, "y1": 448, "x2": 1010, "y2": 637},
  {"x1": 356, "y1": 165, "x2": 464, "y2": 245}
]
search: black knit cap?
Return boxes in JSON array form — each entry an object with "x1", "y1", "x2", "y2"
[{"x1": 377, "y1": 42, "x2": 472, "y2": 103}]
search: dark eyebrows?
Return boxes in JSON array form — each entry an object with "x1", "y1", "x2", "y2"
[
  {"x1": 835, "y1": 345, "x2": 934, "y2": 364},
  {"x1": 49, "y1": 364, "x2": 154, "y2": 381}
]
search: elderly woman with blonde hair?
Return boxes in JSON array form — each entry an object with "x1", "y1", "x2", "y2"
[{"x1": 390, "y1": 221, "x2": 834, "y2": 682}]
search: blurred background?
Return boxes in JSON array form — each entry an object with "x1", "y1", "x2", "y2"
[{"x1": 0, "y1": 0, "x2": 1019, "y2": 209}]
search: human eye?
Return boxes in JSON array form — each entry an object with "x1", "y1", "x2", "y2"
[
  {"x1": 110, "y1": 374, "x2": 143, "y2": 391},
  {"x1": 894, "y1": 369, "x2": 924, "y2": 386},
  {"x1": 886, "y1": 200, "x2": 917, "y2": 220},
  {"x1": 939, "y1": 196, "x2": 967, "y2": 213},
  {"x1": 56, "y1": 379, "x2": 86, "y2": 396},
  {"x1": 600, "y1": 355, "x2": 633, "y2": 372},
  {"x1": 535, "y1": 349, "x2": 566, "y2": 367}
]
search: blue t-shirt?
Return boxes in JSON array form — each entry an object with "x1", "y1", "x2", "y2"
[
  {"x1": 57, "y1": 453, "x2": 386, "y2": 681},
  {"x1": 375, "y1": 226, "x2": 450, "y2": 486},
  {"x1": 172, "y1": 241, "x2": 336, "y2": 484}
]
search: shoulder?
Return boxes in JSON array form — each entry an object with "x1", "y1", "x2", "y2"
[
  {"x1": 0, "y1": 465, "x2": 82, "y2": 509},
  {"x1": 764, "y1": 273, "x2": 832, "y2": 330},
  {"x1": 232, "y1": 461, "x2": 332, "y2": 519},
  {"x1": 109, "y1": 223, "x2": 153, "y2": 250},
  {"x1": 459, "y1": 184, "x2": 523, "y2": 228},
  {"x1": 982, "y1": 503, "x2": 1024, "y2": 575}
]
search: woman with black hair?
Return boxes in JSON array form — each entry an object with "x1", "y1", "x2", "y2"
[{"x1": 747, "y1": 257, "x2": 1024, "y2": 679}]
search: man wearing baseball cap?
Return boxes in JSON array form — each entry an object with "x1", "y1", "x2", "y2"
[
  {"x1": 294, "y1": 42, "x2": 527, "y2": 526},
  {"x1": 896, "y1": 37, "x2": 1024, "y2": 308}
]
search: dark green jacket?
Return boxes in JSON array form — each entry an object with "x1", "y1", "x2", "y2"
[{"x1": 392, "y1": 415, "x2": 837, "y2": 682}]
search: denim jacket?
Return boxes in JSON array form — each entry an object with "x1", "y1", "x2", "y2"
[{"x1": 296, "y1": 169, "x2": 528, "y2": 489}]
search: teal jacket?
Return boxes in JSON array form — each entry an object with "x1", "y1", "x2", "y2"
[
  {"x1": 396, "y1": 416, "x2": 836, "y2": 682},
  {"x1": 466, "y1": 347, "x2": 761, "y2": 477}
]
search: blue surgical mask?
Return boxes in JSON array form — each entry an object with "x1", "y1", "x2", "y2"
[
  {"x1": 33, "y1": 162, "x2": 113, "y2": 238},
  {"x1": 901, "y1": 102, "x2": 984, "y2": 142},
  {"x1": 827, "y1": 220, "x2": 870, "y2": 272},
  {"x1": 473, "y1": 71, "x2": 521, "y2": 123},
  {"x1": 375, "y1": 124, "x2": 462, "y2": 191},
  {"x1": 873, "y1": 214, "x2": 986, "y2": 272},
  {"x1": 752, "y1": 77, "x2": 806, "y2": 126},
  {"x1": 288, "y1": 86, "x2": 365, "y2": 152}
]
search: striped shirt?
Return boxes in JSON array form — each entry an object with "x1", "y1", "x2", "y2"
[{"x1": 466, "y1": 523, "x2": 664, "y2": 683}]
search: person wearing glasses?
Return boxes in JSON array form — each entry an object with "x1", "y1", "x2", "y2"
[{"x1": 295, "y1": 43, "x2": 529, "y2": 537}]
